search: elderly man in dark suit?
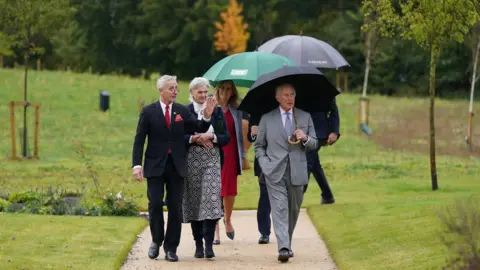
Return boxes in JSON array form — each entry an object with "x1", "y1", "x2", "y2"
[
  {"x1": 303, "y1": 98, "x2": 340, "y2": 204},
  {"x1": 132, "y1": 75, "x2": 218, "y2": 262}
]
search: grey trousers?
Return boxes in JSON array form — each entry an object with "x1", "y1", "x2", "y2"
[{"x1": 265, "y1": 162, "x2": 304, "y2": 251}]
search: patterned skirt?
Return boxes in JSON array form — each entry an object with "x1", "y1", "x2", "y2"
[{"x1": 182, "y1": 145, "x2": 223, "y2": 222}]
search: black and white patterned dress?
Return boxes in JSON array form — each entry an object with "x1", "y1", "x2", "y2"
[{"x1": 182, "y1": 106, "x2": 224, "y2": 222}]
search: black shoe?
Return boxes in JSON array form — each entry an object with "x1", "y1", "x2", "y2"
[
  {"x1": 226, "y1": 230, "x2": 235, "y2": 240},
  {"x1": 289, "y1": 250, "x2": 294, "y2": 257},
  {"x1": 148, "y1": 242, "x2": 159, "y2": 259},
  {"x1": 205, "y1": 246, "x2": 215, "y2": 259},
  {"x1": 165, "y1": 251, "x2": 179, "y2": 262},
  {"x1": 194, "y1": 247, "x2": 204, "y2": 258},
  {"x1": 321, "y1": 198, "x2": 335, "y2": 204},
  {"x1": 278, "y1": 248, "x2": 290, "y2": 263},
  {"x1": 258, "y1": 235, "x2": 270, "y2": 244},
  {"x1": 224, "y1": 219, "x2": 235, "y2": 240}
]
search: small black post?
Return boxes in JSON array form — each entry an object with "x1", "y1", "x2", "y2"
[{"x1": 100, "y1": 90, "x2": 110, "y2": 112}]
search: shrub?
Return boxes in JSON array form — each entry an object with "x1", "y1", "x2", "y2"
[
  {"x1": 90, "y1": 190, "x2": 139, "y2": 217},
  {"x1": 0, "y1": 198, "x2": 11, "y2": 212},
  {"x1": 438, "y1": 196, "x2": 480, "y2": 270},
  {"x1": 1, "y1": 188, "x2": 139, "y2": 217},
  {"x1": 9, "y1": 191, "x2": 42, "y2": 204}
]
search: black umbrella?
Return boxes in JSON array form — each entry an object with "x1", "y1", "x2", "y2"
[
  {"x1": 238, "y1": 66, "x2": 340, "y2": 123},
  {"x1": 257, "y1": 35, "x2": 350, "y2": 69}
]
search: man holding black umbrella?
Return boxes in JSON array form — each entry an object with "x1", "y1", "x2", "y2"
[
  {"x1": 254, "y1": 83, "x2": 317, "y2": 263},
  {"x1": 304, "y1": 99, "x2": 340, "y2": 204}
]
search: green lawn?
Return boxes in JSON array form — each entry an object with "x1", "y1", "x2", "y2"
[
  {"x1": 1, "y1": 68, "x2": 479, "y2": 269},
  {"x1": 0, "y1": 213, "x2": 147, "y2": 269}
]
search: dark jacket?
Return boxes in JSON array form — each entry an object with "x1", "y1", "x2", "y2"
[
  {"x1": 310, "y1": 98, "x2": 340, "y2": 146},
  {"x1": 184, "y1": 104, "x2": 230, "y2": 166},
  {"x1": 131, "y1": 101, "x2": 213, "y2": 178}
]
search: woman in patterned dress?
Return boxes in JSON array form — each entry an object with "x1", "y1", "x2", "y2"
[
  {"x1": 182, "y1": 77, "x2": 229, "y2": 259},
  {"x1": 213, "y1": 80, "x2": 244, "y2": 244}
]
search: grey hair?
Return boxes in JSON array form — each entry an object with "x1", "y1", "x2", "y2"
[
  {"x1": 156, "y1": 75, "x2": 177, "y2": 89},
  {"x1": 275, "y1": 83, "x2": 296, "y2": 96},
  {"x1": 189, "y1": 77, "x2": 211, "y2": 103}
]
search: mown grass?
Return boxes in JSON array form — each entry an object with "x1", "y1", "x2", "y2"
[
  {"x1": 1, "y1": 68, "x2": 479, "y2": 269},
  {"x1": 0, "y1": 213, "x2": 147, "y2": 269}
]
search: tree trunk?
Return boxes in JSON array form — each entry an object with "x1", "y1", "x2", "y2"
[
  {"x1": 23, "y1": 52, "x2": 29, "y2": 157},
  {"x1": 467, "y1": 40, "x2": 480, "y2": 147},
  {"x1": 362, "y1": 31, "x2": 372, "y2": 98},
  {"x1": 429, "y1": 46, "x2": 439, "y2": 191},
  {"x1": 0, "y1": 55, "x2": 3, "y2": 68},
  {"x1": 22, "y1": 27, "x2": 30, "y2": 158}
]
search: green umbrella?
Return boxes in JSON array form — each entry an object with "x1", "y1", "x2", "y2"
[{"x1": 203, "y1": 51, "x2": 296, "y2": 88}]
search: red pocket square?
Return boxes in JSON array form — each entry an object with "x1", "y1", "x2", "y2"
[{"x1": 175, "y1": 114, "x2": 183, "y2": 122}]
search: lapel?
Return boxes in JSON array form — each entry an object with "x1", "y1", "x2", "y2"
[
  {"x1": 155, "y1": 101, "x2": 168, "y2": 130},
  {"x1": 187, "y1": 103, "x2": 197, "y2": 118},
  {"x1": 273, "y1": 108, "x2": 288, "y2": 142},
  {"x1": 171, "y1": 102, "x2": 180, "y2": 131},
  {"x1": 229, "y1": 105, "x2": 239, "y2": 136}
]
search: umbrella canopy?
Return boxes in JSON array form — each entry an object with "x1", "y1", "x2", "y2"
[
  {"x1": 238, "y1": 66, "x2": 340, "y2": 123},
  {"x1": 203, "y1": 51, "x2": 296, "y2": 88},
  {"x1": 257, "y1": 35, "x2": 349, "y2": 69}
]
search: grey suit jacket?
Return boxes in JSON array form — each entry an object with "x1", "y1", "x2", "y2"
[
  {"x1": 228, "y1": 106, "x2": 245, "y2": 175},
  {"x1": 254, "y1": 107, "x2": 317, "y2": 186}
]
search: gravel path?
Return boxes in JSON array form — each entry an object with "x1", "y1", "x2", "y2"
[{"x1": 121, "y1": 210, "x2": 337, "y2": 270}]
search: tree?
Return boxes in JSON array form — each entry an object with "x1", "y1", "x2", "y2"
[
  {"x1": 360, "y1": 0, "x2": 382, "y2": 98},
  {"x1": 363, "y1": 0, "x2": 480, "y2": 190},
  {"x1": 1, "y1": 0, "x2": 71, "y2": 157},
  {"x1": 214, "y1": 0, "x2": 250, "y2": 55},
  {"x1": 466, "y1": 22, "x2": 480, "y2": 149}
]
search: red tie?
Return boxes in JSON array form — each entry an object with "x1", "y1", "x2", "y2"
[
  {"x1": 165, "y1": 105, "x2": 171, "y2": 153},
  {"x1": 165, "y1": 105, "x2": 171, "y2": 128}
]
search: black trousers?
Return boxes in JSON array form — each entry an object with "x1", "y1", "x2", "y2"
[
  {"x1": 147, "y1": 155, "x2": 183, "y2": 253},
  {"x1": 304, "y1": 146, "x2": 334, "y2": 199},
  {"x1": 191, "y1": 219, "x2": 218, "y2": 248},
  {"x1": 257, "y1": 175, "x2": 271, "y2": 236}
]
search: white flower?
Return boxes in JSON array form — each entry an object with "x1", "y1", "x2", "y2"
[{"x1": 116, "y1": 192, "x2": 123, "y2": 200}]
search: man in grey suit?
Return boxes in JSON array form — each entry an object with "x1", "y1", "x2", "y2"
[{"x1": 254, "y1": 83, "x2": 317, "y2": 263}]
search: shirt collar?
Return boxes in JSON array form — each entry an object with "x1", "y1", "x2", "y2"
[
  {"x1": 192, "y1": 101, "x2": 204, "y2": 114},
  {"x1": 159, "y1": 99, "x2": 172, "y2": 111},
  {"x1": 279, "y1": 106, "x2": 292, "y2": 115}
]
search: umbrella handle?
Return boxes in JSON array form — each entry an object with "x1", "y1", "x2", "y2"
[{"x1": 288, "y1": 107, "x2": 301, "y2": 145}]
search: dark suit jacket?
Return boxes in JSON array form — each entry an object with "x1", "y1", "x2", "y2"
[
  {"x1": 184, "y1": 104, "x2": 230, "y2": 166},
  {"x1": 132, "y1": 101, "x2": 212, "y2": 179},
  {"x1": 310, "y1": 98, "x2": 340, "y2": 146}
]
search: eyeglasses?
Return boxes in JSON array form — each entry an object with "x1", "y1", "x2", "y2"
[{"x1": 167, "y1": 87, "x2": 179, "y2": 93}]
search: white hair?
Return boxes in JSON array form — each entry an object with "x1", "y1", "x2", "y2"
[
  {"x1": 156, "y1": 75, "x2": 177, "y2": 89},
  {"x1": 188, "y1": 77, "x2": 211, "y2": 103},
  {"x1": 275, "y1": 83, "x2": 296, "y2": 96}
]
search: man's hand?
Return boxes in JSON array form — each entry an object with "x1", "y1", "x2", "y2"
[
  {"x1": 294, "y1": 129, "x2": 308, "y2": 142},
  {"x1": 203, "y1": 97, "x2": 217, "y2": 118},
  {"x1": 191, "y1": 134, "x2": 201, "y2": 143},
  {"x1": 251, "y1": 125, "x2": 258, "y2": 137},
  {"x1": 133, "y1": 167, "x2": 144, "y2": 182},
  {"x1": 326, "y1": 133, "x2": 338, "y2": 145}
]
